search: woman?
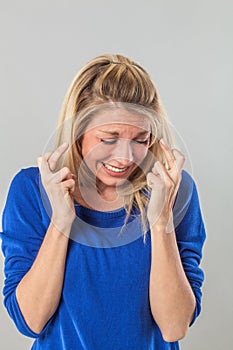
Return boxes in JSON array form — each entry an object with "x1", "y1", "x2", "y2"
[{"x1": 0, "y1": 54, "x2": 206, "y2": 349}]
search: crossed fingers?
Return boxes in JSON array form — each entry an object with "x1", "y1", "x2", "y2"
[
  {"x1": 37, "y1": 142, "x2": 69, "y2": 172},
  {"x1": 150, "y1": 139, "x2": 185, "y2": 188},
  {"x1": 37, "y1": 143, "x2": 77, "y2": 184}
]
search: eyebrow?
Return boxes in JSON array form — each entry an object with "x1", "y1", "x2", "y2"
[{"x1": 97, "y1": 130, "x2": 150, "y2": 137}]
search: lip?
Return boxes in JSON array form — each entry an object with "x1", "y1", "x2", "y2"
[{"x1": 101, "y1": 162, "x2": 132, "y2": 177}]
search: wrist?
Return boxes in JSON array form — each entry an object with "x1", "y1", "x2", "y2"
[
  {"x1": 51, "y1": 214, "x2": 74, "y2": 236},
  {"x1": 149, "y1": 213, "x2": 174, "y2": 234}
]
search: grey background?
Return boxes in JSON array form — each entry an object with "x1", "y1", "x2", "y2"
[{"x1": 0, "y1": 1, "x2": 232, "y2": 349}]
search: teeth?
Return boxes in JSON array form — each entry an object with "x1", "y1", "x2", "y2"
[{"x1": 103, "y1": 163, "x2": 128, "y2": 173}]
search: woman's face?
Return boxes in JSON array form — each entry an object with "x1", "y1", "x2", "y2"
[{"x1": 80, "y1": 109, "x2": 151, "y2": 189}]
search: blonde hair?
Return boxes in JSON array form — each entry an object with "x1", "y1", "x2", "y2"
[{"x1": 55, "y1": 54, "x2": 174, "y2": 242}]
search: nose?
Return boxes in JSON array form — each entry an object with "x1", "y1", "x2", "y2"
[{"x1": 113, "y1": 139, "x2": 134, "y2": 165}]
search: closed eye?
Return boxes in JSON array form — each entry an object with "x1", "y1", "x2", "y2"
[
  {"x1": 133, "y1": 139, "x2": 149, "y2": 145},
  {"x1": 100, "y1": 139, "x2": 117, "y2": 145},
  {"x1": 100, "y1": 138, "x2": 149, "y2": 145}
]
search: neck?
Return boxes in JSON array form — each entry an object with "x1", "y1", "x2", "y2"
[{"x1": 73, "y1": 185, "x2": 125, "y2": 211}]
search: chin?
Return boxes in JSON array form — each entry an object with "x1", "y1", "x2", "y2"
[{"x1": 97, "y1": 177, "x2": 126, "y2": 187}]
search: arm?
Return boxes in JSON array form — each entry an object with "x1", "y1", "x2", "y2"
[
  {"x1": 1, "y1": 143, "x2": 76, "y2": 336},
  {"x1": 147, "y1": 139, "x2": 205, "y2": 342},
  {"x1": 149, "y1": 224, "x2": 196, "y2": 342},
  {"x1": 16, "y1": 221, "x2": 70, "y2": 334},
  {"x1": 15, "y1": 144, "x2": 76, "y2": 334}
]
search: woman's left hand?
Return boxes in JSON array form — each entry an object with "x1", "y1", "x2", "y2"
[{"x1": 146, "y1": 139, "x2": 185, "y2": 232}]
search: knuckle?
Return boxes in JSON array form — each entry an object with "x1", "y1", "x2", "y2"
[
  {"x1": 62, "y1": 178, "x2": 73, "y2": 188},
  {"x1": 62, "y1": 166, "x2": 70, "y2": 175},
  {"x1": 66, "y1": 179, "x2": 75, "y2": 188},
  {"x1": 40, "y1": 155, "x2": 46, "y2": 162}
]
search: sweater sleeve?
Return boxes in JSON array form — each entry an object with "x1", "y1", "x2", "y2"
[
  {"x1": 173, "y1": 170, "x2": 206, "y2": 327},
  {"x1": 0, "y1": 168, "x2": 53, "y2": 338}
]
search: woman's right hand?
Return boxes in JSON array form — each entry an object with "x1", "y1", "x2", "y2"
[{"x1": 37, "y1": 143, "x2": 76, "y2": 233}]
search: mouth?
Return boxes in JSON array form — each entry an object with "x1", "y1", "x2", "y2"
[{"x1": 102, "y1": 162, "x2": 132, "y2": 175}]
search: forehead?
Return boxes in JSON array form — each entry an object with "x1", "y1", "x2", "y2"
[{"x1": 85, "y1": 108, "x2": 151, "y2": 133}]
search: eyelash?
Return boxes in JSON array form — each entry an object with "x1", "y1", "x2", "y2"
[{"x1": 100, "y1": 139, "x2": 149, "y2": 145}]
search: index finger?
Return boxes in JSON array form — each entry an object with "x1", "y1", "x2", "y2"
[{"x1": 47, "y1": 142, "x2": 69, "y2": 171}]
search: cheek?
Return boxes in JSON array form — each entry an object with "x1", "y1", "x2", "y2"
[
  {"x1": 81, "y1": 134, "x2": 104, "y2": 159},
  {"x1": 82, "y1": 144, "x2": 112, "y2": 164},
  {"x1": 80, "y1": 137, "x2": 90, "y2": 159},
  {"x1": 133, "y1": 146, "x2": 149, "y2": 161}
]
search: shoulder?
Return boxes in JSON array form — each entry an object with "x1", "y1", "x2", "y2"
[
  {"x1": 177, "y1": 169, "x2": 196, "y2": 204},
  {"x1": 4, "y1": 166, "x2": 42, "y2": 208},
  {"x1": 1, "y1": 167, "x2": 50, "y2": 243},
  {"x1": 180, "y1": 168, "x2": 194, "y2": 185},
  {"x1": 8, "y1": 166, "x2": 40, "y2": 193},
  {"x1": 11, "y1": 166, "x2": 40, "y2": 183},
  {"x1": 174, "y1": 170, "x2": 206, "y2": 247}
]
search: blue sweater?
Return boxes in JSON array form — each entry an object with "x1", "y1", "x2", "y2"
[{"x1": 0, "y1": 167, "x2": 206, "y2": 349}]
